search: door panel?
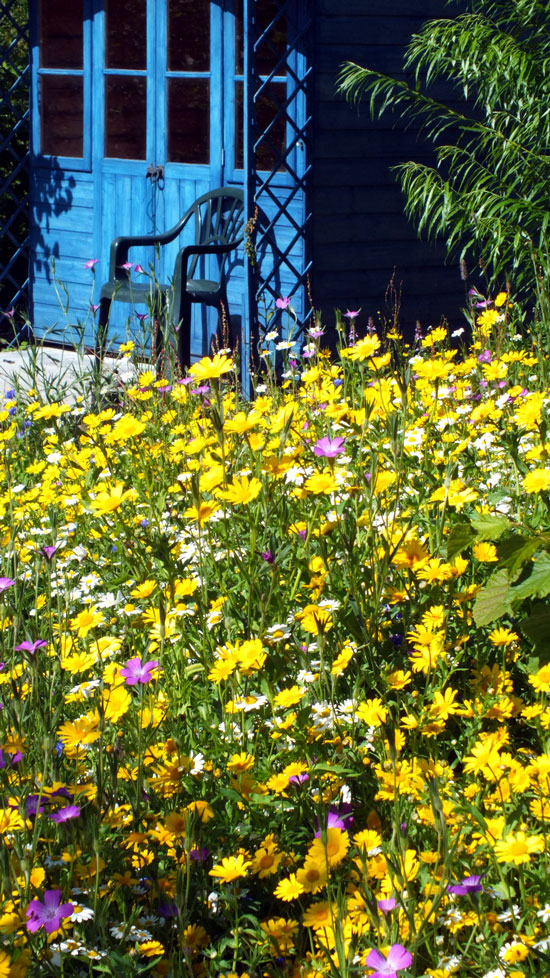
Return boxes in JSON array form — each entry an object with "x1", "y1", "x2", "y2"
[{"x1": 98, "y1": 0, "x2": 221, "y2": 348}]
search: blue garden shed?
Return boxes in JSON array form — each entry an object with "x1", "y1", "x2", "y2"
[{"x1": 27, "y1": 0, "x2": 464, "y2": 363}]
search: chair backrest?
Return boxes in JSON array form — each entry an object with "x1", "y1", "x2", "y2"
[{"x1": 188, "y1": 188, "x2": 245, "y2": 281}]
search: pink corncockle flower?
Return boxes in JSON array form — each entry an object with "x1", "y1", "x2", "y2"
[
  {"x1": 315, "y1": 810, "x2": 345, "y2": 836},
  {"x1": 84, "y1": 259, "x2": 99, "y2": 269},
  {"x1": 313, "y1": 436, "x2": 346, "y2": 458},
  {"x1": 275, "y1": 296, "x2": 291, "y2": 309},
  {"x1": 26, "y1": 890, "x2": 74, "y2": 934},
  {"x1": 133, "y1": 264, "x2": 145, "y2": 274},
  {"x1": 40, "y1": 546, "x2": 58, "y2": 561},
  {"x1": 2, "y1": 308, "x2": 14, "y2": 319},
  {"x1": 365, "y1": 944, "x2": 413, "y2": 978},
  {"x1": 478, "y1": 349, "x2": 492, "y2": 363},
  {"x1": 90, "y1": 303, "x2": 100, "y2": 314},
  {"x1": 120, "y1": 657, "x2": 159, "y2": 685},
  {"x1": 0, "y1": 578, "x2": 15, "y2": 593},
  {"x1": 344, "y1": 309, "x2": 360, "y2": 319},
  {"x1": 15, "y1": 640, "x2": 47, "y2": 655},
  {"x1": 48, "y1": 805, "x2": 81, "y2": 823},
  {"x1": 136, "y1": 312, "x2": 148, "y2": 323},
  {"x1": 120, "y1": 261, "x2": 135, "y2": 271},
  {"x1": 377, "y1": 898, "x2": 397, "y2": 913}
]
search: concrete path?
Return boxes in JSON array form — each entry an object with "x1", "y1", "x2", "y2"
[{"x1": 0, "y1": 343, "x2": 133, "y2": 403}]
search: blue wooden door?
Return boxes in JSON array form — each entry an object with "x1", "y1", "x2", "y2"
[
  {"x1": 31, "y1": 0, "x2": 227, "y2": 353},
  {"x1": 96, "y1": 0, "x2": 224, "y2": 351}
]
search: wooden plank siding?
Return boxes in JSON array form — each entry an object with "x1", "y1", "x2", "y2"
[
  {"x1": 29, "y1": 167, "x2": 98, "y2": 346},
  {"x1": 310, "y1": 1, "x2": 466, "y2": 336}
]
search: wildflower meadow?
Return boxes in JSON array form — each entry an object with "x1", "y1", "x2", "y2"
[{"x1": 1, "y1": 295, "x2": 550, "y2": 978}]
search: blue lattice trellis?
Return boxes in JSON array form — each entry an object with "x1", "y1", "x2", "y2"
[
  {"x1": 0, "y1": 0, "x2": 29, "y2": 323},
  {"x1": 244, "y1": 0, "x2": 313, "y2": 355}
]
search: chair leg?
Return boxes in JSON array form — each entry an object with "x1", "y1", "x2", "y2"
[
  {"x1": 153, "y1": 316, "x2": 164, "y2": 379},
  {"x1": 94, "y1": 297, "x2": 111, "y2": 380},
  {"x1": 177, "y1": 298, "x2": 192, "y2": 372}
]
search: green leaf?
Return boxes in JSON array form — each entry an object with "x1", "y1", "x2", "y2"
[
  {"x1": 473, "y1": 569, "x2": 511, "y2": 626},
  {"x1": 497, "y1": 534, "x2": 541, "y2": 574},
  {"x1": 509, "y1": 552, "x2": 550, "y2": 606},
  {"x1": 184, "y1": 663, "x2": 204, "y2": 677},
  {"x1": 469, "y1": 512, "x2": 511, "y2": 541},
  {"x1": 447, "y1": 521, "x2": 475, "y2": 558},
  {"x1": 490, "y1": 882, "x2": 516, "y2": 901},
  {"x1": 519, "y1": 602, "x2": 550, "y2": 664}
]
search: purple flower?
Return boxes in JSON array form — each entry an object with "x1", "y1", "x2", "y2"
[
  {"x1": 25, "y1": 795, "x2": 45, "y2": 816},
  {"x1": 261, "y1": 550, "x2": 275, "y2": 564},
  {"x1": 49, "y1": 804, "x2": 81, "y2": 823},
  {"x1": 289, "y1": 772, "x2": 309, "y2": 785},
  {"x1": 276, "y1": 296, "x2": 291, "y2": 309},
  {"x1": 120, "y1": 657, "x2": 159, "y2": 686},
  {"x1": 189, "y1": 846, "x2": 210, "y2": 863},
  {"x1": 50, "y1": 785, "x2": 72, "y2": 800},
  {"x1": 377, "y1": 898, "x2": 397, "y2": 914},
  {"x1": 364, "y1": 944, "x2": 413, "y2": 978},
  {"x1": 158, "y1": 901, "x2": 178, "y2": 918},
  {"x1": 84, "y1": 258, "x2": 99, "y2": 269},
  {"x1": 15, "y1": 640, "x2": 47, "y2": 655},
  {"x1": 26, "y1": 890, "x2": 74, "y2": 934},
  {"x1": 447, "y1": 875, "x2": 483, "y2": 895},
  {"x1": 40, "y1": 546, "x2": 58, "y2": 561},
  {"x1": 313, "y1": 436, "x2": 346, "y2": 458},
  {"x1": 0, "y1": 578, "x2": 15, "y2": 593},
  {"x1": 2, "y1": 308, "x2": 14, "y2": 320},
  {"x1": 344, "y1": 309, "x2": 360, "y2": 319},
  {"x1": 0, "y1": 748, "x2": 22, "y2": 767},
  {"x1": 478, "y1": 349, "x2": 492, "y2": 363}
]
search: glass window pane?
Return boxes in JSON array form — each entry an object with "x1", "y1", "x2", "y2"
[
  {"x1": 106, "y1": 0, "x2": 146, "y2": 70},
  {"x1": 257, "y1": 1, "x2": 287, "y2": 76},
  {"x1": 168, "y1": 79, "x2": 209, "y2": 164},
  {"x1": 40, "y1": 0, "x2": 83, "y2": 69},
  {"x1": 235, "y1": 0, "x2": 286, "y2": 77},
  {"x1": 105, "y1": 77, "x2": 147, "y2": 159},
  {"x1": 168, "y1": 0, "x2": 210, "y2": 72},
  {"x1": 235, "y1": 80, "x2": 287, "y2": 172},
  {"x1": 235, "y1": 80, "x2": 244, "y2": 169},
  {"x1": 41, "y1": 75, "x2": 83, "y2": 156},
  {"x1": 235, "y1": 0, "x2": 243, "y2": 76}
]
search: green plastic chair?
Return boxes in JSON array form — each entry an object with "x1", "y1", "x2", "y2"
[{"x1": 97, "y1": 187, "x2": 244, "y2": 369}]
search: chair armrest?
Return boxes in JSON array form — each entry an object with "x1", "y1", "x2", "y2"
[{"x1": 107, "y1": 213, "x2": 197, "y2": 281}]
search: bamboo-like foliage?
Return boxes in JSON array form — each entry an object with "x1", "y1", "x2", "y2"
[{"x1": 338, "y1": 0, "x2": 550, "y2": 299}]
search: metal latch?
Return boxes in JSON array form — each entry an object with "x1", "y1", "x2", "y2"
[{"x1": 146, "y1": 163, "x2": 165, "y2": 186}]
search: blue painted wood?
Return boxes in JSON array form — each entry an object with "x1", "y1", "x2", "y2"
[{"x1": 29, "y1": 0, "x2": 309, "y2": 363}]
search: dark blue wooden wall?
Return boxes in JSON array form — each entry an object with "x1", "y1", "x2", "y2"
[{"x1": 311, "y1": 0, "x2": 466, "y2": 335}]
